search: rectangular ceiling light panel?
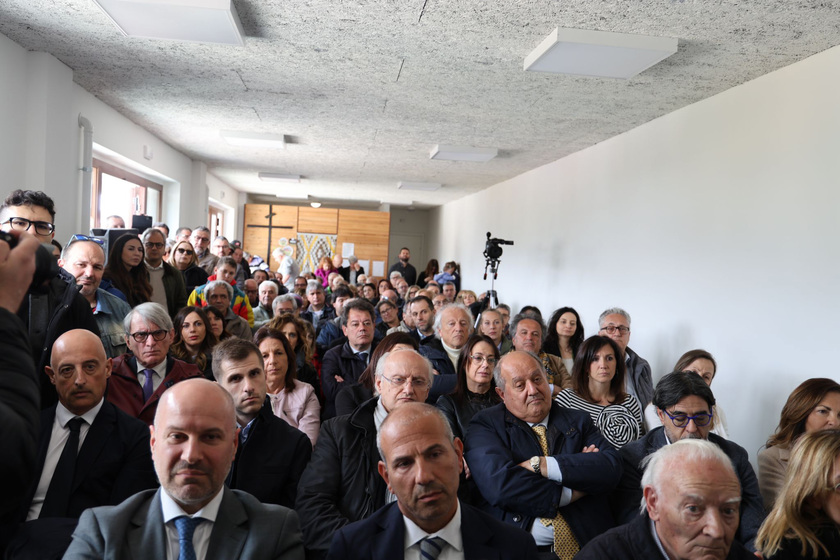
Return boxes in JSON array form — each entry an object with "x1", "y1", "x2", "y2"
[
  {"x1": 398, "y1": 182, "x2": 441, "y2": 191},
  {"x1": 222, "y1": 131, "x2": 286, "y2": 148},
  {"x1": 259, "y1": 173, "x2": 300, "y2": 183},
  {"x1": 430, "y1": 145, "x2": 498, "y2": 162},
  {"x1": 524, "y1": 28, "x2": 678, "y2": 79},
  {"x1": 92, "y1": 0, "x2": 245, "y2": 46}
]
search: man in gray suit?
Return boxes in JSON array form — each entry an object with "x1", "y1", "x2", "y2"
[{"x1": 63, "y1": 378, "x2": 304, "y2": 559}]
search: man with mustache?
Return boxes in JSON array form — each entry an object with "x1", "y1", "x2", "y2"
[
  {"x1": 212, "y1": 338, "x2": 311, "y2": 509},
  {"x1": 7, "y1": 330, "x2": 156, "y2": 559},
  {"x1": 465, "y1": 351, "x2": 622, "y2": 559},
  {"x1": 612, "y1": 371, "x2": 764, "y2": 552},
  {"x1": 326, "y1": 403, "x2": 538, "y2": 559},
  {"x1": 64, "y1": 378, "x2": 304, "y2": 559}
]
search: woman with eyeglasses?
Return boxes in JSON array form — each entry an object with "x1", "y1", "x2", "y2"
[
  {"x1": 102, "y1": 233, "x2": 152, "y2": 308},
  {"x1": 756, "y1": 430, "x2": 840, "y2": 559},
  {"x1": 254, "y1": 326, "x2": 321, "y2": 447},
  {"x1": 168, "y1": 240, "x2": 209, "y2": 294},
  {"x1": 170, "y1": 306, "x2": 217, "y2": 379},
  {"x1": 758, "y1": 378, "x2": 840, "y2": 512},
  {"x1": 334, "y1": 332, "x2": 419, "y2": 417},
  {"x1": 555, "y1": 335, "x2": 643, "y2": 449},
  {"x1": 436, "y1": 334, "x2": 502, "y2": 442}
]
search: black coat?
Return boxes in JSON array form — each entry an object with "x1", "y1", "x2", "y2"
[
  {"x1": 418, "y1": 337, "x2": 457, "y2": 403},
  {"x1": 226, "y1": 401, "x2": 311, "y2": 509},
  {"x1": 320, "y1": 341, "x2": 375, "y2": 420},
  {"x1": 295, "y1": 398, "x2": 386, "y2": 559}
]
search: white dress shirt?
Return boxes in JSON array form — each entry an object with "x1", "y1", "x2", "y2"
[
  {"x1": 160, "y1": 487, "x2": 224, "y2": 560},
  {"x1": 403, "y1": 500, "x2": 464, "y2": 560}
]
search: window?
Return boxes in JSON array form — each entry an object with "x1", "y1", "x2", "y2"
[{"x1": 90, "y1": 159, "x2": 163, "y2": 229}]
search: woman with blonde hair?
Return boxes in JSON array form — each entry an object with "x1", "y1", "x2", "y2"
[
  {"x1": 759, "y1": 378, "x2": 840, "y2": 510},
  {"x1": 756, "y1": 429, "x2": 840, "y2": 559},
  {"x1": 456, "y1": 289, "x2": 477, "y2": 307}
]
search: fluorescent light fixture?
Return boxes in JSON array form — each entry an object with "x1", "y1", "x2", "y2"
[
  {"x1": 398, "y1": 182, "x2": 441, "y2": 192},
  {"x1": 258, "y1": 173, "x2": 300, "y2": 183},
  {"x1": 222, "y1": 131, "x2": 286, "y2": 149},
  {"x1": 309, "y1": 201, "x2": 322, "y2": 208},
  {"x1": 524, "y1": 28, "x2": 678, "y2": 79},
  {"x1": 91, "y1": 0, "x2": 245, "y2": 46},
  {"x1": 430, "y1": 145, "x2": 498, "y2": 162}
]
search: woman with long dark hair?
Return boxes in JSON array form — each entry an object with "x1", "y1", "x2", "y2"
[
  {"x1": 204, "y1": 305, "x2": 230, "y2": 343},
  {"x1": 420, "y1": 259, "x2": 439, "y2": 286},
  {"x1": 254, "y1": 327, "x2": 321, "y2": 446},
  {"x1": 170, "y1": 306, "x2": 217, "y2": 378},
  {"x1": 102, "y1": 234, "x2": 151, "y2": 307},
  {"x1": 267, "y1": 314, "x2": 321, "y2": 397},
  {"x1": 542, "y1": 307, "x2": 584, "y2": 374},
  {"x1": 555, "y1": 335, "x2": 643, "y2": 448}
]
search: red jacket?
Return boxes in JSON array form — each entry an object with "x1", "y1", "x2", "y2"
[{"x1": 106, "y1": 354, "x2": 203, "y2": 425}]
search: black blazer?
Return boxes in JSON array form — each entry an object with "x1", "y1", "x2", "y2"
[
  {"x1": 226, "y1": 402, "x2": 312, "y2": 509},
  {"x1": 320, "y1": 341, "x2": 376, "y2": 419},
  {"x1": 326, "y1": 501, "x2": 538, "y2": 560}
]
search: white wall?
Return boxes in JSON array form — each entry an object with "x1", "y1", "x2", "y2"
[
  {"x1": 389, "y1": 208, "x2": 431, "y2": 274},
  {"x1": 429, "y1": 45, "x2": 840, "y2": 463}
]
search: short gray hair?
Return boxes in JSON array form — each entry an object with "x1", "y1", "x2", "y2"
[
  {"x1": 258, "y1": 281, "x2": 278, "y2": 295},
  {"x1": 493, "y1": 350, "x2": 543, "y2": 391},
  {"x1": 141, "y1": 228, "x2": 166, "y2": 244},
  {"x1": 306, "y1": 279, "x2": 323, "y2": 294},
  {"x1": 206, "y1": 280, "x2": 234, "y2": 300},
  {"x1": 599, "y1": 307, "x2": 631, "y2": 328},
  {"x1": 124, "y1": 302, "x2": 173, "y2": 333},
  {"x1": 639, "y1": 439, "x2": 736, "y2": 513},
  {"x1": 509, "y1": 311, "x2": 545, "y2": 341},
  {"x1": 376, "y1": 403, "x2": 454, "y2": 462},
  {"x1": 432, "y1": 303, "x2": 473, "y2": 336},
  {"x1": 273, "y1": 293, "x2": 298, "y2": 312}
]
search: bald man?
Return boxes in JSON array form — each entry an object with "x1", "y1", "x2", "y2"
[
  {"x1": 65, "y1": 379, "x2": 304, "y2": 559},
  {"x1": 8, "y1": 330, "x2": 156, "y2": 559}
]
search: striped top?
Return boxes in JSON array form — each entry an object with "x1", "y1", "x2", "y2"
[{"x1": 555, "y1": 388, "x2": 644, "y2": 449}]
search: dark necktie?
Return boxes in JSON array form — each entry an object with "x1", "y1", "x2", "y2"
[
  {"x1": 357, "y1": 351, "x2": 368, "y2": 364},
  {"x1": 420, "y1": 536, "x2": 445, "y2": 560},
  {"x1": 142, "y1": 368, "x2": 155, "y2": 401},
  {"x1": 174, "y1": 516, "x2": 203, "y2": 560},
  {"x1": 40, "y1": 417, "x2": 84, "y2": 518}
]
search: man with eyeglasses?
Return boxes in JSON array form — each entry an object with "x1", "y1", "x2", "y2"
[
  {"x1": 59, "y1": 236, "x2": 132, "y2": 358},
  {"x1": 297, "y1": 349, "x2": 433, "y2": 558},
  {"x1": 320, "y1": 298, "x2": 377, "y2": 419},
  {"x1": 142, "y1": 228, "x2": 187, "y2": 317},
  {"x1": 107, "y1": 302, "x2": 202, "y2": 424},
  {"x1": 190, "y1": 226, "x2": 218, "y2": 275},
  {"x1": 1, "y1": 189, "x2": 99, "y2": 409},
  {"x1": 598, "y1": 307, "x2": 654, "y2": 409},
  {"x1": 612, "y1": 371, "x2": 764, "y2": 552}
]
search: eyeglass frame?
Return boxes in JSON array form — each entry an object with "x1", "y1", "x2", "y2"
[
  {"x1": 144, "y1": 241, "x2": 165, "y2": 250},
  {"x1": 469, "y1": 354, "x2": 498, "y2": 366},
  {"x1": 379, "y1": 371, "x2": 431, "y2": 390},
  {"x1": 600, "y1": 325, "x2": 630, "y2": 335},
  {"x1": 128, "y1": 329, "x2": 169, "y2": 343},
  {"x1": 175, "y1": 247, "x2": 194, "y2": 255},
  {"x1": 2, "y1": 217, "x2": 55, "y2": 236},
  {"x1": 661, "y1": 409, "x2": 714, "y2": 428}
]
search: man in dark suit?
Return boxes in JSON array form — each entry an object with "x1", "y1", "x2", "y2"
[
  {"x1": 577, "y1": 439, "x2": 754, "y2": 559},
  {"x1": 612, "y1": 371, "x2": 764, "y2": 551},
  {"x1": 107, "y1": 302, "x2": 203, "y2": 424},
  {"x1": 212, "y1": 338, "x2": 311, "y2": 509},
  {"x1": 64, "y1": 378, "x2": 304, "y2": 559},
  {"x1": 327, "y1": 402, "x2": 537, "y2": 559},
  {"x1": 465, "y1": 351, "x2": 623, "y2": 559},
  {"x1": 6, "y1": 329, "x2": 156, "y2": 559},
  {"x1": 419, "y1": 303, "x2": 473, "y2": 402},
  {"x1": 320, "y1": 298, "x2": 377, "y2": 419}
]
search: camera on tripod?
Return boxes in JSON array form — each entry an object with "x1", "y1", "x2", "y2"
[{"x1": 484, "y1": 233, "x2": 514, "y2": 261}]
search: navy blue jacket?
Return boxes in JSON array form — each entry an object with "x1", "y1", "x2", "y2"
[
  {"x1": 418, "y1": 337, "x2": 457, "y2": 403},
  {"x1": 465, "y1": 402, "x2": 622, "y2": 547},
  {"x1": 320, "y1": 341, "x2": 375, "y2": 420}
]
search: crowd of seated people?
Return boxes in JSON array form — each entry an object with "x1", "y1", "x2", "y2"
[{"x1": 6, "y1": 188, "x2": 840, "y2": 559}]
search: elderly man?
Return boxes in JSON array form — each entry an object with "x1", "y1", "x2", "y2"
[
  {"x1": 143, "y1": 227, "x2": 187, "y2": 317},
  {"x1": 613, "y1": 371, "x2": 764, "y2": 551},
  {"x1": 189, "y1": 257, "x2": 255, "y2": 327},
  {"x1": 203, "y1": 280, "x2": 252, "y2": 339},
  {"x1": 338, "y1": 255, "x2": 364, "y2": 285},
  {"x1": 442, "y1": 282, "x2": 457, "y2": 303},
  {"x1": 466, "y1": 351, "x2": 622, "y2": 558},
  {"x1": 189, "y1": 226, "x2": 218, "y2": 274},
  {"x1": 213, "y1": 339, "x2": 311, "y2": 509},
  {"x1": 510, "y1": 312, "x2": 571, "y2": 396},
  {"x1": 300, "y1": 279, "x2": 335, "y2": 331},
  {"x1": 578, "y1": 439, "x2": 753, "y2": 559},
  {"x1": 409, "y1": 295, "x2": 436, "y2": 342},
  {"x1": 103, "y1": 215, "x2": 125, "y2": 229},
  {"x1": 273, "y1": 293, "x2": 300, "y2": 317},
  {"x1": 419, "y1": 303, "x2": 473, "y2": 401},
  {"x1": 64, "y1": 379, "x2": 304, "y2": 559},
  {"x1": 253, "y1": 280, "x2": 278, "y2": 329},
  {"x1": 107, "y1": 303, "x2": 202, "y2": 424},
  {"x1": 8, "y1": 330, "x2": 156, "y2": 558},
  {"x1": 327, "y1": 403, "x2": 538, "y2": 559},
  {"x1": 388, "y1": 247, "x2": 417, "y2": 286},
  {"x1": 243, "y1": 278, "x2": 259, "y2": 308},
  {"x1": 174, "y1": 227, "x2": 191, "y2": 242},
  {"x1": 393, "y1": 277, "x2": 409, "y2": 305},
  {"x1": 1, "y1": 190, "x2": 99, "y2": 409},
  {"x1": 58, "y1": 237, "x2": 132, "y2": 358},
  {"x1": 212, "y1": 236, "x2": 231, "y2": 258},
  {"x1": 320, "y1": 298, "x2": 376, "y2": 419},
  {"x1": 297, "y1": 349, "x2": 433, "y2": 559},
  {"x1": 272, "y1": 249, "x2": 301, "y2": 293},
  {"x1": 598, "y1": 307, "x2": 653, "y2": 408}
]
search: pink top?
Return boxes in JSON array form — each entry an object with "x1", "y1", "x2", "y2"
[
  {"x1": 314, "y1": 267, "x2": 334, "y2": 288},
  {"x1": 268, "y1": 380, "x2": 321, "y2": 446}
]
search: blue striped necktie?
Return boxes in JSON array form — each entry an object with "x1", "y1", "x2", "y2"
[{"x1": 420, "y1": 536, "x2": 445, "y2": 560}]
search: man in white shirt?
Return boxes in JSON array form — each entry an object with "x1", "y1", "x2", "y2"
[
  {"x1": 64, "y1": 378, "x2": 304, "y2": 559},
  {"x1": 273, "y1": 248, "x2": 300, "y2": 292}
]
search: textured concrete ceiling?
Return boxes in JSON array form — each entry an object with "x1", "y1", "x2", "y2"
[{"x1": 1, "y1": 0, "x2": 839, "y2": 208}]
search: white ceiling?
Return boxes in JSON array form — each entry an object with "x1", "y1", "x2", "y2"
[{"x1": 1, "y1": 0, "x2": 839, "y2": 208}]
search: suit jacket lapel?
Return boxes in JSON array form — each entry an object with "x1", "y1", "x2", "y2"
[
  {"x1": 128, "y1": 489, "x2": 167, "y2": 560},
  {"x1": 206, "y1": 487, "x2": 248, "y2": 560},
  {"x1": 461, "y1": 506, "x2": 498, "y2": 560},
  {"x1": 72, "y1": 401, "x2": 115, "y2": 491},
  {"x1": 372, "y1": 503, "x2": 406, "y2": 558}
]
